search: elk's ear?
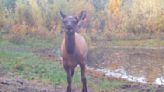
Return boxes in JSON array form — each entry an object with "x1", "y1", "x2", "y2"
[
  {"x1": 78, "y1": 11, "x2": 86, "y2": 21},
  {"x1": 60, "y1": 11, "x2": 66, "y2": 19}
]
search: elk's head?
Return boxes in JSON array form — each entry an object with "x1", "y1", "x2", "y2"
[{"x1": 60, "y1": 11, "x2": 86, "y2": 35}]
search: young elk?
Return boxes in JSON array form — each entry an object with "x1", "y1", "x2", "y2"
[{"x1": 60, "y1": 11, "x2": 88, "y2": 92}]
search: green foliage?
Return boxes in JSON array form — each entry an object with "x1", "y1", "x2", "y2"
[
  {"x1": 0, "y1": 0, "x2": 164, "y2": 50},
  {"x1": 16, "y1": 0, "x2": 34, "y2": 26},
  {"x1": 1, "y1": 0, "x2": 16, "y2": 11},
  {"x1": 91, "y1": 0, "x2": 108, "y2": 12},
  {"x1": 0, "y1": 0, "x2": 163, "y2": 40}
]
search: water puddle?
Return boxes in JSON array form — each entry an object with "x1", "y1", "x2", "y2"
[
  {"x1": 87, "y1": 66, "x2": 164, "y2": 85},
  {"x1": 87, "y1": 47, "x2": 164, "y2": 85}
]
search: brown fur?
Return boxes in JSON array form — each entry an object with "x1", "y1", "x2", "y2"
[
  {"x1": 61, "y1": 32, "x2": 88, "y2": 92},
  {"x1": 60, "y1": 10, "x2": 88, "y2": 92},
  {"x1": 61, "y1": 32, "x2": 88, "y2": 66}
]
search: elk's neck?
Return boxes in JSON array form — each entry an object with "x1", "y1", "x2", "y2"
[{"x1": 65, "y1": 33, "x2": 75, "y2": 54}]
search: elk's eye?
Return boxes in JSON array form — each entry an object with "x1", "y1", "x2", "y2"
[
  {"x1": 73, "y1": 20, "x2": 78, "y2": 24},
  {"x1": 63, "y1": 20, "x2": 66, "y2": 23}
]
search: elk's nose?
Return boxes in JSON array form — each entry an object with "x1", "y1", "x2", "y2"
[{"x1": 66, "y1": 24, "x2": 73, "y2": 30}]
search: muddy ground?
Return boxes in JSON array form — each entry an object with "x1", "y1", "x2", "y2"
[{"x1": 1, "y1": 75, "x2": 164, "y2": 92}]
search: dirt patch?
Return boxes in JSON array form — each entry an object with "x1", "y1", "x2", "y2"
[
  {"x1": 0, "y1": 76, "x2": 66, "y2": 92},
  {"x1": 1, "y1": 75, "x2": 164, "y2": 92},
  {"x1": 120, "y1": 84, "x2": 164, "y2": 92},
  {"x1": 32, "y1": 48, "x2": 58, "y2": 61}
]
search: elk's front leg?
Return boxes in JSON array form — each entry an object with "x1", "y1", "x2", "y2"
[
  {"x1": 80, "y1": 64, "x2": 88, "y2": 92},
  {"x1": 64, "y1": 65, "x2": 72, "y2": 92}
]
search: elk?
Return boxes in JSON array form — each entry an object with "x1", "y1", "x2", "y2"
[{"x1": 60, "y1": 11, "x2": 88, "y2": 92}]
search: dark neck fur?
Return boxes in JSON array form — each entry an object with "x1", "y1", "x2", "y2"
[{"x1": 65, "y1": 33, "x2": 75, "y2": 54}]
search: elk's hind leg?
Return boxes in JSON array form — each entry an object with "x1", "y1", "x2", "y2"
[{"x1": 71, "y1": 68, "x2": 74, "y2": 77}]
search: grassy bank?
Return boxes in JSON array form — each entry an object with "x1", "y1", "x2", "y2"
[{"x1": 0, "y1": 39, "x2": 128, "y2": 92}]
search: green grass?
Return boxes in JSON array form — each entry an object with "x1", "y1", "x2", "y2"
[
  {"x1": 88, "y1": 77, "x2": 126, "y2": 92},
  {"x1": 111, "y1": 39, "x2": 164, "y2": 47},
  {"x1": 0, "y1": 38, "x2": 126, "y2": 92},
  {"x1": 91, "y1": 39, "x2": 164, "y2": 48},
  {"x1": 0, "y1": 50, "x2": 126, "y2": 91},
  {"x1": 0, "y1": 50, "x2": 83, "y2": 87}
]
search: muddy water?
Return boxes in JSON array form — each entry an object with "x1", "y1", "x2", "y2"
[{"x1": 87, "y1": 47, "x2": 164, "y2": 84}]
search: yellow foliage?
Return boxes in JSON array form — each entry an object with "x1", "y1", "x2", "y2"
[
  {"x1": 29, "y1": 0, "x2": 43, "y2": 27},
  {"x1": 108, "y1": 0, "x2": 122, "y2": 17},
  {"x1": 131, "y1": 0, "x2": 161, "y2": 16},
  {"x1": 11, "y1": 22, "x2": 29, "y2": 36}
]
